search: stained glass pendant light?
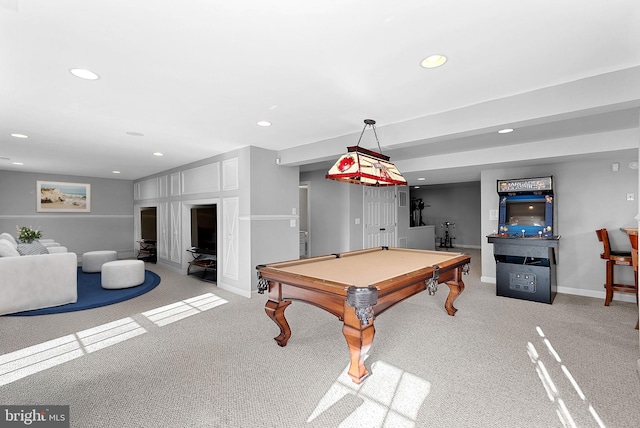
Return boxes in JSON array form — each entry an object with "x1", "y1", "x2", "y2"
[{"x1": 326, "y1": 119, "x2": 407, "y2": 186}]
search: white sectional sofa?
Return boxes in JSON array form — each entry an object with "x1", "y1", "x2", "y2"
[{"x1": 0, "y1": 233, "x2": 78, "y2": 316}]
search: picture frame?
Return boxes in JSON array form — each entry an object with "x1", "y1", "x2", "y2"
[{"x1": 36, "y1": 181, "x2": 91, "y2": 213}]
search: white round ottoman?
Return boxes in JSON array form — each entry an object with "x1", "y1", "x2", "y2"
[
  {"x1": 102, "y1": 260, "x2": 145, "y2": 289},
  {"x1": 82, "y1": 250, "x2": 118, "y2": 273}
]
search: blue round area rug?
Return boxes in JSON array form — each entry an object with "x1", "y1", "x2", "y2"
[{"x1": 9, "y1": 267, "x2": 161, "y2": 316}]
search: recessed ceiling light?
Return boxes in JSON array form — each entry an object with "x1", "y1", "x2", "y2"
[
  {"x1": 12, "y1": 162, "x2": 24, "y2": 165},
  {"x1": 112, "y1": 170, "x2": 121, "y2": 174},
  {"x1": 420, "y1": 54, "x2": 447, "y2": 68},
  {"x1": 418, "y1": 177, "x2": 426, "y2": 181},
  {"x1": 257, "y1": 121, "x2": 272, "y2": 127},
  {"x1": 10, "y1": 133, "x2": 28, "y2": 139},
  {"x1": 498, "y1": 128, "x2": 514, "y2": 134},
  {"x1": 126, "y1": 132, "x2": 144, "y2": 137},
  {"x1": 153, "y1": 152, "x2": 164, "y2": 157},
  {"x1": 69, "y1": 68, "x2": 100, "y2": 80}
]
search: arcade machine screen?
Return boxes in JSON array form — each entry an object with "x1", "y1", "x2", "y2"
[
  {"x1": 506, "y1": 200, "x2": 546, "y2": 227},
  {"x1": 497, "y1": 177, "x2": 554, "y2": 237}
]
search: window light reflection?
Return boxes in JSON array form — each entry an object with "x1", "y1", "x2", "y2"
[
  {"x1": 0, "y1": 318, "x2": 145, "y2": 387},
  {"x1": 0, "y1": 292, "x2": 228, "y2": 386},
  {"x1": 77, "y1": 317, "x2": 146, "y2": 353},
  {"x1": 142, "y1": 293, "x2": 227, "y2": 327},
  {"x1": 529, "y1": 327, "x2": 606, "y2": 428},
  {"x1": 0, "y1": 335, "x2": 83, "y2": 386},
  {"x1": 308, "y1": 358, "x2": 431, "y2": 427}
]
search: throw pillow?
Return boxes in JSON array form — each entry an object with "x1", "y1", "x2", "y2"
[
  {"x1": 17, "y1": 241, "x2": 49, "y2": 256},
  {"x1": 0, "y1": 239, "x2": 21, "y2": 257},
  {"x1": 0, "y1": 233, "x2": 18, "y2": 248}
]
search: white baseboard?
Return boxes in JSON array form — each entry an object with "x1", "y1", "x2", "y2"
[
  {"x1": 557, "y1": 285, "x2": 637, "y2": 303},
  {"x1": 155, "y1": 260, "x2": 182, "y2": 274},
  {"x1": 154, "y1": 258, "x2": 251, "y2": 298},
  {"x1": 217, "y1": 281, "x2": 251, "y2": 298},
  {"x1": 156, "y1": 259, "x2": 250, "y2": 298},
  {"x1": 118, "y1": 249, "x2": 135, "y2": 259}
]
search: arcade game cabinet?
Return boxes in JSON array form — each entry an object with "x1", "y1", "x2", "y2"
[{"x1": 487, "y1": 176, "x2": 560, "y2": 303}]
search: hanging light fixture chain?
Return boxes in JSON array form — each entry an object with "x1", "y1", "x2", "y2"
[
  {"x1": 371, "y1": 123, "x2": 383, "y2": 154},
  {"x1": 355, "y1": 119, "x2": 383, "y2": 153},
  {"x1": 355, "y1": 123, "x2": 369, "y2": 148}
]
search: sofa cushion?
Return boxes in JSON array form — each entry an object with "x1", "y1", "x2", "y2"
[
  {"x1": 0, "y1": 252, "x2": 78, "y2": 316},
  {"x1": 0, "y1": 239, "x2": 20, "y2": 257},
  {"x1": 0, "y1": 233, "x2": 17, "y2": 248},
  {"x1": 17, "y1": 241, "x2": 49, "y2": 256}
]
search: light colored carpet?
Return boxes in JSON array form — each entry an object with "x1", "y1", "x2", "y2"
[{"x1": 1, "y1": 249, "x2": 639, "y2": 427}]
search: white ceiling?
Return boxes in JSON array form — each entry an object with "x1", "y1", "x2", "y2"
[{"x1": 1, "y1": 1, "x2": 639, "y2": 185}]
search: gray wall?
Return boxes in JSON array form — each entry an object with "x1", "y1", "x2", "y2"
[
  {"x1": 300, "y1": 169, "x2": 351, "y2": 256},
  {"x1": 249, "y1": 146, "x2": 300, "y2": 270},
  {"x1": 410, "y1": 182, "x2": 481, "y2": 248},
  {"x1": 300, "y1": 170, "x2": 408, "y2": 256},
  {"x1": 4, "y1": 144, "x2": 635, "y2": 303},
  {"x1": 481, "y1": 150, "x2": 638, "y2": 300},
  {"x1": 299, "y1": 148, "x2": 639, "y2": 302},
  {"x1": 133, "y1": 146, "x2": 299, "y2": 296},
  {"x1": 406, "y1": 225, "x2": 435, "y2": 250},
  {"x1": 0, "y1": 170, "x2": 134, "y2": 257}
]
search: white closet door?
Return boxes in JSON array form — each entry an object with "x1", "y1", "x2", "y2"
[
  {"x1": 170, "y1": 202, "x2": 181, "y2": 263},
  {"x1": 222, "y1": 197, "x2": 239, "y2": 280},
  {"x1": 363, "y1": 187, "x2": 397, "y2": 249},
  {"x1": 158, "y1": 202, "x2": 169, "y2": 259}
]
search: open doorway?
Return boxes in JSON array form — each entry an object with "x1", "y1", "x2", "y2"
[
  {"x1": 190, "y1": 205, "x2": 217, "y2": 254},
  {"x1": 299, "y1": 183, "x2": 309, "y2": 258},
  {"x1": 139, "y1": 206, "x2": 157, "y2": 263},
  {"x1": 184, "y1": 203, "x2": 218, "y2": 283}
]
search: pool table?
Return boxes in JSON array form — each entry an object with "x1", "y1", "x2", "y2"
[{"x1": 256, "y1": 246, "x2": 471, "y2": 383}]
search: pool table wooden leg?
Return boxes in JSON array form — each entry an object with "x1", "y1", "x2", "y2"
[
  {"x1": 342, "y1": 305, "x2": 376, "y2": 384},
  {"x1": 444, "y1": 267, "x2": 466, "y2": 316},
  {"x1": 264, "y1": 299, "x2": 292, "y2": 347}
]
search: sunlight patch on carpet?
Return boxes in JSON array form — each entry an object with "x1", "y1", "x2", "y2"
[
  {"x1": 308, "y1": 357, "x2": 431, "y2": 427},
  {"x1": 528, "y1": 326, "x2": 606, "y2": 428},
  {"x1": 77, "y1": 318, "x2": 147, "y2": 353},
  {"x1": 0, "y1": 317, "x2": 146, "y2": 386},
  {"x1": 142, "y1": 293, "x2": 228, "y2": 327},
  {"x1": 0, "y1": 335, "x2": 83, "y2": 386},
  {"x1": 0, "y1": 292, "x2": 228, "y2": 386}
]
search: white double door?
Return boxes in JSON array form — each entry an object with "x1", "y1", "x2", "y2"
[{"x1": 363, "y1": 187, "x2": 397, "y2": 248}]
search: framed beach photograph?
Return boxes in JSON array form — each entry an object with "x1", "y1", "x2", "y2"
[{"x1": 37, "y1": 181, "x2": 91, "y2": 213}]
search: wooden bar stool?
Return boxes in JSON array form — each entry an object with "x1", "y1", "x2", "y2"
[
  {"x1": 624, "y1": 229, "x2": 639, "y2": 329},
  {"x1": 595, "y1": 228, "x2": 635, "y2": 306}
]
